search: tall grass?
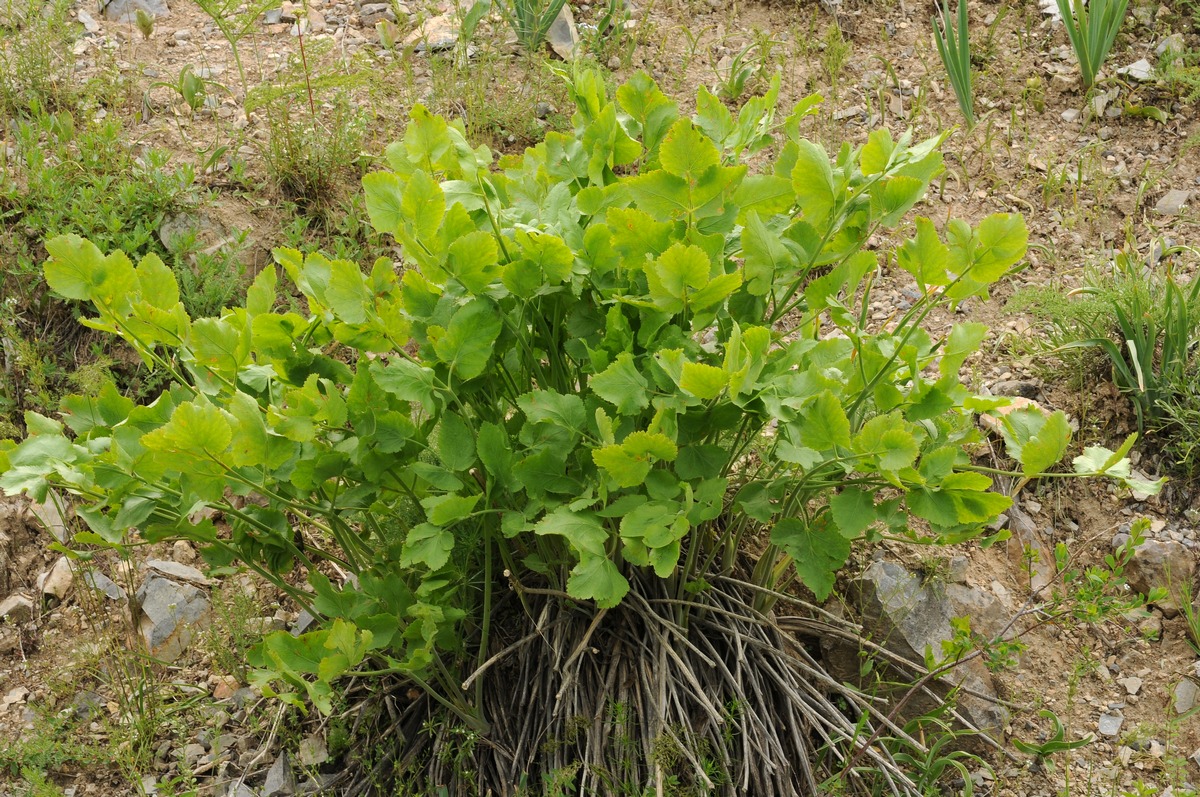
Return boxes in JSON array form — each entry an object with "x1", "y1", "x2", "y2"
[
  {"x1": 1054, "y1": 0, "x2": 1130, "y2": 90},
  {"x1": 933, "y1": 0, "x2": 975, "y2": 128}
]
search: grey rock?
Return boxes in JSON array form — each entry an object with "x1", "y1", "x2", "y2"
[
  {"x1": 298, "y1": 733, "x2": 328, "y2": 767},
  {"x1": 181, "y1": 742, "x2": 207, "y2": 767},
  {"x1": 1061, "y1": 108, "x2": 1080, "y2": 123},
  {"x1": 290, "y1": 609, "x2": 317, "y2": 636},
  {"x1": 157, "y1": 212, "x2": 229, "y2": 254},
  {"x1": 989, "y1": 380, "x2": 1041, "y2": 399},
  {"x1": 263, "y1": 751, "x2": 297, "y2": 796},
  {"x1": 101, "y1": 0, "x2": 169, "y2": 22},
  {"x1": 263, "y1": 7, "x2": 282, "y2": 23},
  {"x1": 83, "y1": 570, "x2": 127, "y2": 601},
  {"x1": 846, "y1": 560, "x2": 1010, "y2": 734},
  {"x1": 1098, "y1": 711, "x2": 1124, "y2": 736},
  {"x1": 947, "y1": 556, "x2": 970, "y2": 584},
  {"x1": 1174, "y1": 678, "x2": 1198, "y2": 715},
  {"x1": 77, "y1": 8, "x2": 101, "y2": 32},
  {"x1": 1117, "y1": 59, "x2": 1154, "y2": 82},
  {"x1": 143, "y1": 559, "x2": 211, "y2": 586},
  {"x1": 403, "y1": 13, "x2": 457, "y2": 51},
  {"x1": 358, "y1": 2, "x2": 394, "y2": 22},
  {"x1": 1157, "y1": 33, "x2": 1185, "y2": 57},
  {"x1": 136, "y1": 575, "x2": 211, "y2": 662},
  {"x1": 70, "y1": 689, "x2": 105, "y2": 719},
  {"x1": 0, "y1": 594, "x2": 34, "y2": 622},
  {"x1": 38, "y1": 556, "x2": 73, "y2": 604},
  {"x1": 546, "y1": 3, "x2": 578, "y2": 60},
  {"x1": 29, "y1": 493, "x2": 69, "y2": 542},
  {"x1": 1154, "y1": 189, "x2": 1191, "y2": 216},
  {"x1": 1123, "y1": 539, "x2": 1195, "y2": 617},
  {"x1": 1118, "y1": 676, "x2": 1143, "y2": 696}
]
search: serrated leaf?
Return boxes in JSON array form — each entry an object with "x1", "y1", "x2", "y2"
[
  {"x1": 567, "y1": 553, "x2": 629, "y2": 608},
  {"x1": 795, "y1": 390, "x2": 851, "y2": 450},
  {"x1": 431, "y1": 300, "x2": 502, "y2": 379},
  {"x1": 534, "y1": 507, "x2": 608, "y2": 556},
  {"x1": 421, "y1": 493, "x2": 480, "y2": 525},
  {"x1": 436, "y1": 412, "x2": 476, "y2": 472},
  {"x1": 791, "y1": 140, "x2": 836, "y2": 229},
  {"x1": 370, "y1": 360, "x2": 440, "y2": 407},
  {"x1": 771, "y1": 517, "x2": 850, "y2": 601},
  {"x1": 591, "y1": 353, "x2": 650, "y2": 416},
  {"x1": 659, "y1": 118, "x2": 720, "y2": 180},
  {"x1": 592, "y1": 445, "x2": 651, "y2": 488},
  {"x1": 679, "y1": 362, "x2": 728, "y2": 400},
  {"x1": 830, "y1": 488, "x2": 876, "y2": 538},
  {"x1": 401, "y1": 523, "x2": 454, "y2": 570}
]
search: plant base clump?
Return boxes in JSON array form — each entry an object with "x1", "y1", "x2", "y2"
[{"x1": 343, "y1": 572, "x2": 943, "y2": 796}]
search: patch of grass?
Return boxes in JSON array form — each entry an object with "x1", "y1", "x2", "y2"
[{"x1": 0, "y1": 0, "x2": 77, "y2": 116}]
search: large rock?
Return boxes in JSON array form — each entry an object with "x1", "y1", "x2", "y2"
[
  {"x1": 1122, "y1": 539, "x2": 1196, "y2": 618},
  {"x1": 0, "y1": 594, "x2": 34, "y2": 622},
  {"x1": 263, "y1": 751, "x2": 297, "y2": 796},
  {"x1": 833, "y1": 559, "x2": 1010, "y2": 735},
  {"x1": 136, "y1": 574, "x2": 211, "y2": 661},
  {"x1": 37, "y1": 556, "x2": 73, "y2": 605},
  {"x1": 101, "y1": 0, "x2": 169, "y2": 22}
]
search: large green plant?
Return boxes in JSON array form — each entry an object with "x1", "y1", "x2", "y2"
[{"x1": 0, "y1": 70, "x2": 1152, "y2": 791}]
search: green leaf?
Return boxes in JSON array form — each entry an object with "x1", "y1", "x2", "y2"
[
  {"x1": 518, "y1": 391, "x2": 587, "y2": 432},
  {"x1": 136, "y1": 253, "x2": 180, "y2": 310},
  {"x1": 403, "y1": 170, "x2": 446, "y2": 244},
  {"x1": 370, "y1": 360, "x2": 440, "y2": 407},
  {"x1": 44, "y1": 234, "x2": 106, "y2": 301},
  {"x1": 436, "y1": 413, "x2": 476, "y2": 472},
  {"x1": 679, "y1": 362, "x2": 728, "y2": 400},
  {"x1": 659, "y1": 118, "x2": 720, "y2": 181},
  {"x1": 791, "y1": 140, "x2": 836, "y2": 229},
  {"x1": 646, "y1": 243, "x2": 709, "y2": 314},
  {"x1": 430, "y1": 300, "x2": 502, "y2": 379},
  {"x1": 421, "y1": 493, "x2": 480, "y2": 525},
  {"x1": 534, "y1": 507, "x2": 608, "y2": 556},
  {"x1": 938, "y1": 322, "x2": 988, "y2": 379},
  {"x1": 860, "y1": 128, "x2": 895, "y2": 175},
  {"x1": 592, "y1": 445, "x2": 652, "y2": 488},
  {"x1": 1012, "y1": 410, "x2": 1071, "y2": 476},
  {"x1": 401, "y1": 523, "x2": 454, "y2": 570},
  {"x1": 771, "y1": 517, "x2": 850, "y2": 601},
  {"x1": 326, "y1": 259, "x2": 371, "y2": 324},
  {"x1": 897, "y1": 218, "x2": 951, "y2": 288},
  {"x1": 794, "y1": 390, "x2": 851, "y2": 450},
  {"x1": 829, "y1": 488, "x2": 877, "y2": 539},
  {"x1": 142, "y1": 400, "x2": 232, "y2": 458},
  {"x1": 591, "y1": 353, "x2": 650, "y2": 416},
  {"x1": 567, "y1": 553, "x2": 629, "y2": 608},
  {"x1": 190, "y1": 317, "x2": 248, "y2": 380},
  {"x1": 361, "y1": 172, "x2": 405, "y2": 236},
  {"x1": 971, "y1": 213, "x2": 1028, "y2": 281}
]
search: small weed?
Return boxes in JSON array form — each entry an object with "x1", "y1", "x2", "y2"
[
  {"x1": 0, "y1": 0, "x2": 77, "y2": 116},
  {"x1": 932, "y1": 0, "x2": 975, "y2": 128}
]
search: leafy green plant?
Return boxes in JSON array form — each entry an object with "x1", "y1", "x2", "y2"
[
  {"x1": 1054, "y1": 0, "x2": 1130, "y2": 90},
  {"x1": 153, "y1": 66, "x2": 208, "y2": 112},
  {"x1": 1013, "y1": 709, "x2": 1094, "y2": 768},
  {"x1": 0, "y1": 69, "x2": 1150, "y2": 794},
  {"x1": 714, "y1": 41, "x2": 761, "y2": 102},
  {"x1": 933, "y1": 0, "x2": 975, "y2": 128},
  {"x1": 495, "y1": 0, "x2": 568, "y2": 51}
]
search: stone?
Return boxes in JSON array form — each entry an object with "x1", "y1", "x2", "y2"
[
  {"x1": 136, "y1": 574, "x2": 211, "y2": 662},
  {"x1": 1154, "y1": 189, "x2": 1191, "y2": 216},
  {"x1": 83, "y1": 570, "x2": 126, "y2": 601},
  {"x1": 1174, "y1": 678, "x2": 1198, "y2": 715},
  {"x1": 1157, "y1": 33, "x2": 1185, "y2": 57},
  {"x1": 1005, "y1": 505, "x2": 1055, "y2": 594},
  {"x1": 988, "y1": 380, "x2": 1041, "y2": 399},
  {"x1": 38, "y1": 556, "x2": 73, "y2": 604},
  {"x1": 1118, "y1": 676, "x2": 1143, "y2": 696},
  {"x1": 290, "y1": 609, "x2": 317, "y2": 636},
  {"x1": 2, "y1": 686, "x2": 29, "y2": 710},
  {"x1": 0, "y1": 594, "x2": 34, "y2": 622},
  {"x1": 263, "y1": 7, "x2": 282, "y2": 23},
  {"x1": 77, "y1": 8, "x2": 102, "y2": 32},
  {"x1": 1117, "y1": 59, "x2": 1154, "y2": 82},
  {"x1": 1098, "y1": 711, "x2": 1124, "y2": 736},
  {"x1": 157, "y1": 212, "x2": 229, "y2": 255},
  {"x1": 298, "y1": 733, "x2": 328, "y2": 766},
  {"x1": 263, "y1": 751, "x2": 297, "y2": 796},
  {"x1": 845, "y1": 560, "x2": 1010, "y2": 734},
  {"x1": 28, "y1": 492, "x2": 69, "y2": 543},
  {"x1": 144, "y1": 559, "x2": 211, "y2": 586},
  {"x1": 1123, "y1": 539, "x2": 1195, "y2": 617},
  {"x1": 403, "y1": 13, "x2": 457, "y2": 51},
  {"x1": 212, "y1": 676, "x2": 240, "y2": 701},
  {"x1": 101, "y1": 0, "x2": 170, "y2": 22},
  {"x1": 181, "y1": 743, "x2": 207, "y2": 767},
  {"x1": 546, "y1": 3, "x2": 579, "y2": 60},
  {"x1": 1061, "y1": 108, "x2": 1080, "y2": 123},
  {"x1": 70, "y1": 689, "x2": 104, "y2": 719}
]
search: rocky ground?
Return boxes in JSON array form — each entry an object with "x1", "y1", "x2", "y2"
[{"x1": 2, "y1": 0, "x2": 1200, "y2": 792}]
